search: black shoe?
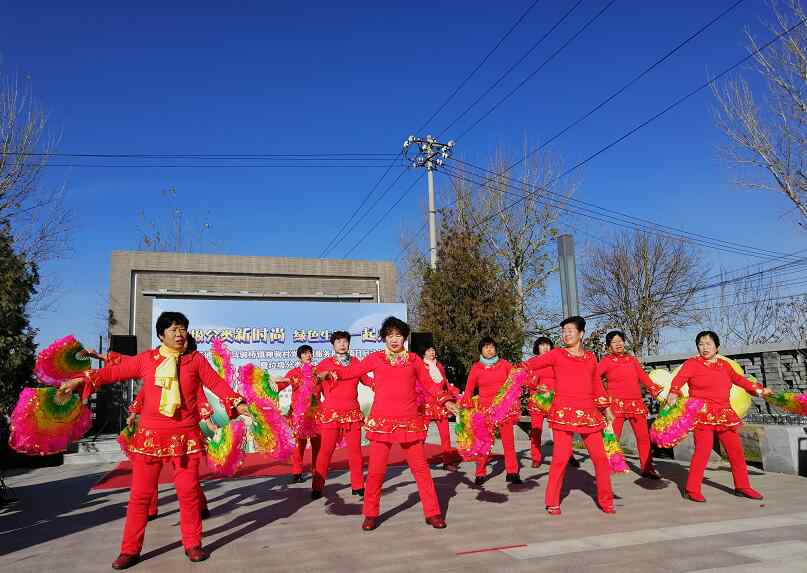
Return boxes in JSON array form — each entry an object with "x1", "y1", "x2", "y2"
[
  {"x1": 506, "y1": 473, "x2": 522, "y2": 485},
  {"x1": 200, "y1": 507, "x2": 211, "y2": 519},
  {"x1": 352, "y1": 488, "x2": 365, "y2": 497},
  {"x1": 291, "y1": 474, "x2": 304, "y2": 484},
  {"x1": 147, "y1": 513, "x2": 158, "y2": 522},
  {"x1": 568, "y1": 457, "x2": 581, "y2": 468},
  {"x1": 311, "y1": 489, "x2": 323, "y2": 500},
  {"x1": 474, "y1": 476, "x2": 486, "y2": 486}
]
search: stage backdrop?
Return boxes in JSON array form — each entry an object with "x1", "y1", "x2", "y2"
[{"x1": 151, "y1": 298, "x2": 407, "y2": 414}]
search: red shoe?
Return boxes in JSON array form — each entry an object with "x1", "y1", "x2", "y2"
[
  {"x1": 735, "y1": 487, "x2": 763, "y2": 500},
  {"x1": 599, "y1": 504, "x2": 616, "y2": 514},
  {"x1": 111, "y1": 553, "x2": 140, "y2": 570},
  {"x1": 546, "y1": 505, "x2": 561, "y2": 516},
  {"x1": 686, "y1": 492, "x2": 706, "y2": 503},
  {"x1": 531, "y1": 460, "x2": 541, "y2": 468},
  {"x1": 425, "y1": 515, "x2": 447, "y2": 529},
  {"x1": 362, "y1": 517, "x2": 377, "y2": 531},
  {"x1": 184, "y1": 547, "x2": 209, "y2": 562}
]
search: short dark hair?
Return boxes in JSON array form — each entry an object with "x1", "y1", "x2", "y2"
[
  {"x1": 605, "y1": 330, "x2": 625, "y2": 346},
  {"x1": 380, "y1": 316, "x2": 410, "y2": 340},
  {"x1": 330, "y1": 330, "x2": 351, "y2": 345},
  {"x1": 478, "y1": 336, "x2": 497, "y2": 353},
  {"x1": 296, "y1": 344, "x2": 313, "y2": 358},
  {"x1": 695, "y1": 330, "x2": 720, "y2": 349},
  {"x1": 532, "y1": 337, "x2": 554, "y2": 355},
  {"x1": 560, "y1": 315, "x2": 586, "y2": 332},
  {"x1": 156, "y1": 311, "x2": 189, "y2": 338}
]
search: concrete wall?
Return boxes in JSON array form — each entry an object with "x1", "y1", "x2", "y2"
[{"x1": 108, "y1": 251, "x2": 398, "y2": 352}]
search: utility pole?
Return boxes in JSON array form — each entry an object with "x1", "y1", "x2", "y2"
[
  {"x1": 403, "y1": 135, "x2": 455, "y2": 269},
  {"x1": 557, "y1": 234, "x2": 580, "y2": 318}
]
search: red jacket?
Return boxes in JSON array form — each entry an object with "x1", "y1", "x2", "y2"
[
  {"x1": 323, "y1": 351, "x2": 451, "y2": 442},
  {"x1": 597, "y1": 353, "x2": 662, "y2": 418},
  {"x1": 421, "y1": 360, "x2": 459, "y2": 419},
  {"x1": 84, "y1": 349, "x2": 243, "y2": 457},
  {"x1": 671, "y1": 356, "x2": 762, "y2": 429},
  {"x1": 523, "y1": 348, "x2": 609, "y2": 434},
  {"x1": 462, "y1": 359, "x2": 519, "y2": 421},
  {"x1": 525, "y1": 361, "x2": 555, "y2": 414},
  {"x1": 278, "y1": 365, "x2": 321, "y2": 415},
  {"x1": 314, "y1": 355, "x2": 367, "y2": 427}
]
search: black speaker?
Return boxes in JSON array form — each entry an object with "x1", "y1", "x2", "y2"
[
  {"x1": 410, "y1": 332, "x2": 434, "y2": 357},
  {"x1": 109, "y1": 335, "x2": 138, "y2": 356}
]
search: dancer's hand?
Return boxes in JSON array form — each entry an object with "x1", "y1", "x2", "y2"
[
  {"x1": 126, "y1": 413, "x2": 136, "y2": 427},
  {"x1": 666, "y1": 392, "x2": 678, "y2": 407},
  {"x1": 58, "y1": 378, "x2": 82, "y2": 397},
  {"x1": 604, "y1": 407, "x2": 616, "y2": 423},
  {"x1": 236, "y1": 402, "x2": 249, "y2": 416},
  {"x1": 760, "y1": 387, "x2": 773, "y2": 398},
  {"x1": 205, "y1": 419, "x2": 219, "y2": 433},
  {"x1": 78, "y1": 349, "x2": 106, "y2": 361},
  {"x1": 445, "y1": 401, "x2": 459, "y2": 415},
  {"x1": 269, "y1": 379, "x2": 279, "y2": 393}
]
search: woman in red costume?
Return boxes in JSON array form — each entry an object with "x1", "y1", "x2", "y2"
[
  {"x1": 278, "y1": 345, "x2": 322, "y2": 484},
  {"x1": 311, "y1": 330, "x2": 367, "y2": 499},
  {"x1": 421, "y1": 345, "x2": 460, "y2": 472},
  {"x1": 525, "y1": 337, "x2": 582, "y2": 470},
  {"x1": 523, "y1": 316, "x2": 615, "y2": 515},
  {"x1": 597, "y1": 330, "x2": 663, "y2": 479},
  {"x1": 321, "y1": 316, "x2": 457, "y2": 531},
  {"x1": 667, "y1": 330, "x2": 771, "y2": 503},
  {"x1": 59, "y1": 312, "x2": 248, "y2": 570},
  {"x1": 462, "y1": 337, "x2": 521, "y2": 485}
]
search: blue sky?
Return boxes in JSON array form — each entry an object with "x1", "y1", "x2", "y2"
[{"x1": 3, "y1": 0, "x2": 805, "y2": 351}]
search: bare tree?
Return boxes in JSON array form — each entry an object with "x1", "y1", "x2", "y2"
[
  {"x1": 580, "y1": 230, "x2": 709, "y2": 356},
  {"x1": 781, "y1": 295, "x2": 807, "y2": 346},
  {"x1": 0, "y1": 74, "x2": 72, "y2": 311},
  {"x1": 137, "y1": 187, "x2": 217, "y2": 252},
  {"x1": 707, "y1": 271, "x2": 784, "y2": 345},
  {"x1": 713, "y1": 0, "x2": 807, "y2": 226},
  {"x1": 440, "y1": 146, "x2": 572, "y2": 328}
]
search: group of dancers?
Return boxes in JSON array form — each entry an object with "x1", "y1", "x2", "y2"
[{"x1": 55, "y1": 311, "x2": 773, "y2": 570}]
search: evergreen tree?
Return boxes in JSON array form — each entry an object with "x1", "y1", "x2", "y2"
[
  {"x1": 0, "y1": 221, "x2": 39, "y2": 414},
  {"x1": 416, "y1": 222, "x2": 524, "y2": 389}
]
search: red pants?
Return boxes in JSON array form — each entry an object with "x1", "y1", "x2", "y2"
[
  {"x1": 546, "y1": 430, "x2": 613, "y2": 509},
  {"x1": 291, "y1": 435, "x2": 321, "y2": 475},
  {"x1": 477, "y1": 419, "x2": 519, "y2": 476},
  {"x1": 313, "y1": 424, "x2": 364, "y2": 492},
  {"x1": 612, "y1": 416, "x2": 654, "y2": 473},
  {"x1": 122, "y1": 455, "x2": 202, "y2": 554},
  {"x1": 432, "y1": 417, "x2": 453, "y2": 464},
  {"x1": 148, "y1": 488, "x2": 209, "y2": 516},
  {"x1": 686, "y1": 427, "x2": 751, "y2": 496},
  {"x1": 364, "y1": 440, "x2": 441, "y2": 518},
  {"x1": 530, "y1": 412, "x2": 544, "y2": 463}
]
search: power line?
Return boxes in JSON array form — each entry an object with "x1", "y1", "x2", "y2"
[
  {"x1": 397, "y1": 0, "x2": 751, "y2": 260},
  {"x1": 452, "y1": 0, "x2": 618, "y2": 140},
  {"x1": 448, "y1": 15, "x2": 807, "y2": 258},
  {"x1": 415, "y1": 0, "x2": 544, "y2": 134},
  {"x1": 36, "y1": 162, "x2": 409, "y2": 169},
  {"x1": 319, "y1": 162, "x2": 408, "y2": 258},
  {"x1": 7, "y1": 151, "x2": 400, "y2": 159},
  {"x1": 437, "y1": 0, "x2": 587, "y2": 138},
  {"x1": 441, "y1": 162, "x2": 800, "y2": 262},
  {"x1": 343, "y1": 173, "x2": 426, "y2": 258}
]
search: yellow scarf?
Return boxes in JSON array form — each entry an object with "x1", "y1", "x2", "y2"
[{"x1": 155, "y1": 345, "x2": 182, "y2": 417}]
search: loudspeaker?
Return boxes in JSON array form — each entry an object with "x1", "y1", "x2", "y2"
[
  {"x1": 109, "y1": 335, "x2": 137, "y2": 356},
  {"x1": 409, "y1": 332, "x2": 434, "y2": 357}
]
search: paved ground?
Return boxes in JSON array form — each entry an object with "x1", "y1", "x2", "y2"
[{"x1": 2, "y1": 436, "x2": 807, "y2": 573}]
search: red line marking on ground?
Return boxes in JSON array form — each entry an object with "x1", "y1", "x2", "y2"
[{"x1": 455, "y1": 544, "x2": 528, "y2": 556}]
